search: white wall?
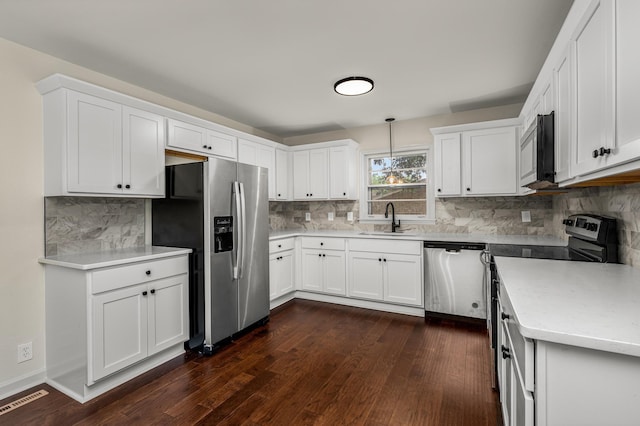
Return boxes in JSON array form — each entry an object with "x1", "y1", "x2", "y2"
[{"x1": 0, "y1": 37, "x2": 278, "y2": 398}]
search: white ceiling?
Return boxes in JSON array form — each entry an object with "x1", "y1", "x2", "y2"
[{"x1": 0, "y1": 0, "x2": 573, "y2": 138}]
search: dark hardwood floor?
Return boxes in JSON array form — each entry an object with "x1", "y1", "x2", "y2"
[{"x1": 1, "y1": 300, "x2": 501, "y2": 425}]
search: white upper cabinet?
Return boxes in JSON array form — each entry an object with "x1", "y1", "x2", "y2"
[
  {"x1": 308, "y1": 149, "x2": 329, "y2": 199},
  {"x1": 292, "y1": 139, "x2": 359, "y2": 201},
  {"x1": 42, "y1": 88, "x2": 165, "y2": 198},
  {"x1": 329, "y1": 145, "x2": 358, "y2": 199},
  {"x1": 238, "y1": 138, "x2": 276, "y2": 199},
  {"x1": 571, "y1": 0, "x2": 615, "y2": 177},
  {"x1": 432, "y1": 120, "x2": 519, "y2": 197},
  {"x1": 519, "y1": 0, "x2": 640, "y2": 185},
  {"x1": 66, "y1": 91, "x2": 123, "y2": 194},
  {"x1": 166, "y1": 118, "x2": 237, "y2": 160},
  {"x1": 275, "y1": 148, "x2": 290, "y2": 200},
  {"x1": 609, "y1": 0, "x2": 640, "y2": 167},
  {"x1": 124, "y1": 106, "x2": 166, "y2": 196},
  {"x1": 434, "y1": 133, "x2": 462, "y2": 196},
  {"x1": 554, "y1": 46, "x2": 572, "y2": 183},
  {"x1": 464, "y1": 127, "x2": 518, "y2": 195}
]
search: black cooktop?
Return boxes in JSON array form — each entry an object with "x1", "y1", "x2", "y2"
[{"x1": 488, "y1": 244, "x2": 593, "y2": 262}]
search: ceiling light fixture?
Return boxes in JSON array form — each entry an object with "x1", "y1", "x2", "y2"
[
  {"x1": 385, "y1": 117, "x2": 403, "y2": 185},
  {"x1": 334, "y1": 76, "x2": 374, "y2": 96}
]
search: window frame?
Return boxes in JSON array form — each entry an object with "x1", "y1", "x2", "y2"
[{"x1": 359, "y1": 146, "x2": 435, "y2": 224}]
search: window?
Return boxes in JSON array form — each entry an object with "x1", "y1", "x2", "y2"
[{"x1": 361, "y1": 149, "x2": 434, "y2": 222}]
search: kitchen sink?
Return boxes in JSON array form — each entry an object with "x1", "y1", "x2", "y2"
[{"x1": 358, "y1": 231, "x2": 418, "y2": 236}]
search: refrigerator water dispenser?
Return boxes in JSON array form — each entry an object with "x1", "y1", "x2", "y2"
[{"x1": 213, "y1": 216, "x2": 233, "y2": 253}]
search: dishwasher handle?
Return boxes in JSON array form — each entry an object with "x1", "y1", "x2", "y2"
[{"x1": 423, "y1": 241, "x2": 486, "y2": 251}]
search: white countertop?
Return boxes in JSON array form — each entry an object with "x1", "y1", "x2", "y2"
[
  {"x1": 495, "y1": 257, "x2": 640, "y2": 357},
  {"x1": 270, "y1": 229, "x2": 566, "y2": 246},
  {"x1": 39, "y1": 246, "x2": 192, "y2": 270}
]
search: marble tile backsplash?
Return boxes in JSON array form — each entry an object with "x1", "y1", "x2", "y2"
[
  {"x1": 45, "y1": 197, "x2": 145, "y2": 256},
  {"x1": 552, "y1": 182, "x2": 640, "y2": 267},
  {"x1": 269, "y1": 196, "x2": 556, "y2": 236}
]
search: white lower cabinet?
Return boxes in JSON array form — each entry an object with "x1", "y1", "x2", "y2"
[
  {"x1": 43, "y1": 252, "x2": 189, "y2": 403},
  {"x1": 91, "y1": 274, "x2": 188, "y2": 382},
  {"x1": 348, "y1": 239, "x2": 423, "y2": 307},
  {"x1": 269, "y1": 238, "x2": 295, "y2": 300},
  {"x1": 271, "y1": 236, "x2": 424, "y2": 312},
  {"x1": 498, "y1": 274, "x2": 640, "y2": 426},
  {"x1": 300, "y1": 249, "x2": 346, "y2": 295}
]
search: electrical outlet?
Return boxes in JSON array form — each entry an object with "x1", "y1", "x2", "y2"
[
  {"x1": 17, "y1": 342, "x2": 32, "y2": 363},
  {"x1": 328, "y1": 212, "x2": 334, "y2": 221},
  {"x1": 521, "y1": 211, "x2": 531, "y2": 223},
  {"x1": 305, "y1": 212, "x2": 311, "y2": 222},
  {"x1": 347, "y1": 212, "x2": 354, "y2": 222}
]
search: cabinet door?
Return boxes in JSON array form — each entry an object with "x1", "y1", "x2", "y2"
[
  {"x1": 540, "y1": 79, "x2": 554, "y2": 115},
  {"x1": 123, "y1": 106, "x2": 165, "y2": 197},
  {"x1": 292, "y1": 150, "x2": 310, "y2": 199},
  {"x1": 308, "y1": 149, "x2": 328, "y2": 199},
  {"x1": 207, "y1": 130, "x2": 237, "y2": 160},
  {"x1": 323, "y1": 251, "x2": 346, "y2": 295},
  {"x1": 571, "y1": 0, "x2": 615, "y2": 176},
  {"x1": 609, "y1": 0, "x2": 640, "y2": 167},
  {"x1": 166, "y1": 119, "x2": 208, "y2": 154},
  {"x1": 329, "y1": 146, "x2": 354, "y2": 199},
  {"x1": 238, "y1": 139, "x2": 276, "y2": 199},
  {"x1": 348, "y1": 252, "x2": 383, "y2": 301},
  {"x1": 300, "y1": 249, "x2": 324, "y2": 292},
  {"x1": 147, "y1": 274, "x2": 188, "y2": 355},
  {"x1": 91, "y1": 283, "x2": 147, "y2": 382},
  {"x1": 434, "y1": 133, "x2": 462, "y2": 196},
  {"x1": 463, "y1": 127, "x2": 517, "y2": 195},
  {"x1": 554, "y1": 46, "x2": 572, "y2": 182},
  {"x1": 67, "y1": 91, "x2": 123, "y2": 194},
  {"x1": 269, "y1": 251, "x2": 295, "y2": 300},
  {"x1": 256, "y1": 146, "x2": 276, "y2": 200},
  {"x1": 275, "y1": 148, "x2": 290, "y2": 200},
  {"x1": 269, "y1": 254, "x2": 279, "y2": 300},
  {"x1": 238, "y1": 139, "x2": 258, "y2": 165},
  {"x1": 383, "y1": 254, "x2": 422, "y2": 306}
]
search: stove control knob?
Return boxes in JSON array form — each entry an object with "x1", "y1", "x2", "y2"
[{"x1": 562, "y1": 219, "x2": 574, "y2": 226}]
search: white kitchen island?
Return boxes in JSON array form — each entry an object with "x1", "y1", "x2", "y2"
[{"x1": 495, "y1": 257, "x2": 640, "y2": 426}]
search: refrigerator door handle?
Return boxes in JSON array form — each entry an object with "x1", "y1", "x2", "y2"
[
  {"x1": 233, "y1": 181, "x2": 242, "y2": 280},
  {"x1": 239, "y1": 182, "x2": 247, "y2": 279}
]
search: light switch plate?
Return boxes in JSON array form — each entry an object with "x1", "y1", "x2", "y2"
[
  {"x1": 305, "y1": 212, "x2": 311, "y2": 222},
  {"x1": 521, "y1": 211, "x2": 531, "y2": 223},
  {"x1": 347, "y1": 212, "x2": 354, "y2": 222},
  {"x1": 328, "y1": 212, "x2": 334, "y2": 221}
]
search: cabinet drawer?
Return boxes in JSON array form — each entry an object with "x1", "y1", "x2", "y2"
[
  {"x1": 269, "y1": 238, "x2": 295, "y2": 253},
  {"x1": 349, "y1": 238, "x2": 421, "y2": 255},
  {"x1": 91, "y1": 255, "x2": 188, "y2": 294},
  {"x1": 499, "y1": 289, "x2": 535, "y2": 393},
  {"x1": 300, "y1": 237, "x2": 345, "y2": 251}
]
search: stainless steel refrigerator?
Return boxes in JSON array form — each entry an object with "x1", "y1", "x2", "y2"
[{"x1": 152, "y1": 158, "x2": 269, "y2": 353}]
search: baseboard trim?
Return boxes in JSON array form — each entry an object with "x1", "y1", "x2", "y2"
[
  {"x1": 0, "y1": 368, "x2": 46, "y2": 402},
  {"x1": 294, "y1": 291, "x2": 424, "y2": 317}
]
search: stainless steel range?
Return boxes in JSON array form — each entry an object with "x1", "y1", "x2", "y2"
[{"x1": 485, "y1": 214, "x2": 618, "y2": 388}]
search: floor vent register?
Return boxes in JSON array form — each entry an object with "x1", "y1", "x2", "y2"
[{"x1": 0, "y1": 389, "x2": 49, "y2": 416}]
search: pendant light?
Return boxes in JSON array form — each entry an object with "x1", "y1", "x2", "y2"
[{"x1": 385, "y1": 118, "x2": 403, "y2": 185}]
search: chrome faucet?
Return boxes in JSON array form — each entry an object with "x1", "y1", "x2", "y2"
[{"x1": 384, "y1": 202, "x2": 400, "y2": 232}]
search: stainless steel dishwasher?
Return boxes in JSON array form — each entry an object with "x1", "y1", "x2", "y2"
[{"x1": 424, "y1": 241, "x2": 486, "y2": 319}]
